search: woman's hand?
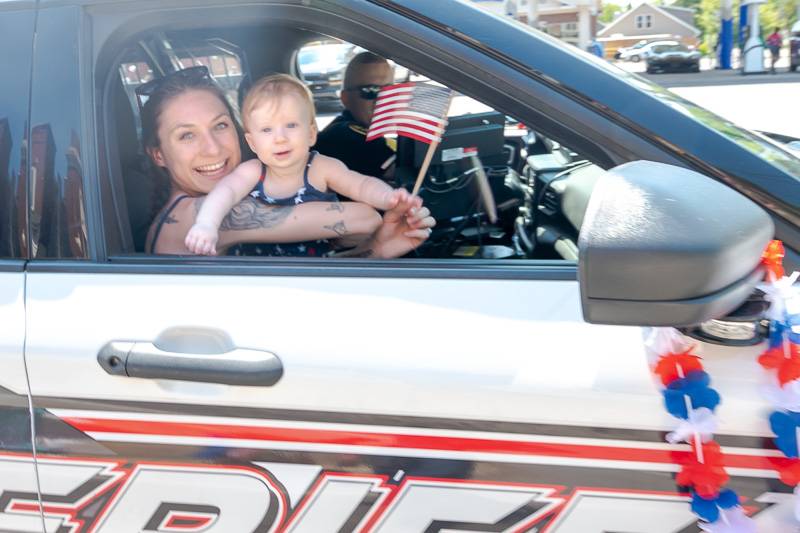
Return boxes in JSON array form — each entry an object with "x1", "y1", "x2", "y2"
[{"x1": 371, "y1": 195, "x2": 436, "y2": 259}]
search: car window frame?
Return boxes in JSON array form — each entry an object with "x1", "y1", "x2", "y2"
[{"x1": 80, "y1": 0, "x2": 698, "y2": 280}]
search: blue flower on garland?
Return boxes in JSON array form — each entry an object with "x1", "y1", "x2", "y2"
[
  {"x1": 663, "y1": 371, "x2": 720, "y2": 419},
  {"x1": 769, "y1": 320, "x2": 790, "y2": 348},
  {"x1": 769, "y1": 410, "x2": 800, "y2": 458},
  {"x1": 769, "y1": 315, "x2": 800, "y2": 348},
  {"x1": 789, "y1": 314, "x2": 800, "y2": 344},
  {"x1": 691, "y1": 488, "x2": 740, "y2": 523}
]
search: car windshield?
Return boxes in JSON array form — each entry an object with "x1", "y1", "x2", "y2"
[
  {"x1": 298, "y1": 49, "x2": 319, "y2": 66},
  {"x1": 600, "y1": 59, "x2": 797, "y2": 180},
  {"x1": 299, "y1": 43, "x2": 350, "y2": 67},
  {"x1": 561, "y1": 43, "x2": 800, "y2": 179},
  {"x1": 392, "y1": 4, "x2": 800, "y2": 182}
]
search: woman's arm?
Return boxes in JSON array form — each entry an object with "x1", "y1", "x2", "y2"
[
  {"x1": 214, "y1": 197, "x2": 382, "y2": 250},
  {"x1": 334, "y1": 196, "x2": 435, "y2": 259},
  {"x1": 150, "y1": 194, "x2": 433, "y2": 258}
]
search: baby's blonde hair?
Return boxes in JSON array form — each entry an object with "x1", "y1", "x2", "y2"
[{"x1": 242, "y1": 74, "x2": 316, "y2": 131}]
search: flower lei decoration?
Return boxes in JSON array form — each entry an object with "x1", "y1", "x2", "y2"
[
  {"x1": 756, "y1": 240, "x2": 800, "y2": 521},
  {"x1": 647, "y1": 240, "x2": 799, "y2": 532},
  {"x1": 647, "y1": 328, "x2": 756, "y2": 532}
]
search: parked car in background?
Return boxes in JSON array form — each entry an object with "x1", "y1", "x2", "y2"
[
  {"x1": 790, "y1": 20, "x2": 800, "y2": 72},
  {"x1": 296, "y1": 40, "x2": 357, "y2": 107},
  {"x1": 614, "y1": 39, "x2": 650, "y2": 61},
  {"x1": 645, "y1": 41, "x2": 701, "y2": 73}
]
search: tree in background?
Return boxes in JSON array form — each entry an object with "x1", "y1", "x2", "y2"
[{"x1": 599, "y1": 2, "x2": 624, "y2": 23}]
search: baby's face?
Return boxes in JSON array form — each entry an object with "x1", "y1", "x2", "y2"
[{"x1": 244, "y1": 92, "x2": 317, "y2": 171}]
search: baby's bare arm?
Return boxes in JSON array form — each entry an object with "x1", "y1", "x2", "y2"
[
  {"x1": 185, "y1": 159, "x2": 262, "y2": 254},
  {"x1": 196, "y1": 159, "x2": 262, "y2": 228},
  {"x1": 318, "y1": 155, "x2": 399, "y2": 210}
]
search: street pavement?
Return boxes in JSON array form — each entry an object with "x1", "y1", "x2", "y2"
[{"x1": 616, "y1": 58, "x2": 800, "y2": 138}]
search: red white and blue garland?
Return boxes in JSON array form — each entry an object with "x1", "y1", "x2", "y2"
[
  {"x1": 646, "y1": 327, "x2": 755, "y2": 532},
  {"x1": 757, "y1": 241, "x2": 800, "y2": 522},
  {"x1": 645, "y1": 241, "x2": 799, "y2": 532}
]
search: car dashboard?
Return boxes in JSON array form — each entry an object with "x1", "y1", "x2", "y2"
[{"x1": 403, "y1": 121, "x2": 601, "y2": 261}]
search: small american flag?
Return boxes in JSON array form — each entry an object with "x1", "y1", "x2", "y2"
[{"x1": 366, "y1": 82, "x2": 452, "y2": 145}]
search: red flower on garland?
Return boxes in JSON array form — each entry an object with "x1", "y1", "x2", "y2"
[
  {"x1": 654, "y1": 351, "x2": 704, "y2": 386},
  {"x1": 676, "y1": 441, "x2": 729, "y2": 498},
  {"x1": 762, "y1": 239, "x2": 785, "y2": 281},
  {"x1": 758, "y1": 344, "x2": 800, "y2": 385},
  {"x1": 769, "y1": 456, "x2": 800, "y2": 486}
]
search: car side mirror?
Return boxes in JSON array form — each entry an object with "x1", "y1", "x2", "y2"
[{"x1": 578, "y1": 161, "x2": 774, "y2": 327}]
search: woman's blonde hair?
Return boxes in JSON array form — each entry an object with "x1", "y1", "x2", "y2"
[{"x1": 242, "y1": 73, "x2": 316, "y2": 130}]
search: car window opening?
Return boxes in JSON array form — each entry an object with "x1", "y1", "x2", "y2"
[{"x1": 107, "y1": 23, "x2": 598, "y2": 263}]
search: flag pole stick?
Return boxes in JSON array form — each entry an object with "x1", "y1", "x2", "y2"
[
  {"x1": 411, "y1": 91, "x2": 453, "y2": 197},
  {"x1": 411, "y1": 141, "x2": 438, "y2": 196}
]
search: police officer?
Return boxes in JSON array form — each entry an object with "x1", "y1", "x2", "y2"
[{"x1": 315, "y1": 52, "x2": 396, "y2": 181}]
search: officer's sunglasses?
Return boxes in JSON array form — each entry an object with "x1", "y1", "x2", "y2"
[
  {"x1": 134, "y1": 66, "x2": 212, "y2": 111},
  {"x1": 344, "y1": 84, "x2": 390, "y2": 101}
]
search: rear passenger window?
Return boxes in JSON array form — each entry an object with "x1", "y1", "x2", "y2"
[
  {"x1": 1, "y1": 10, "x2": 35, "y2": 259},
  {"x1": 101, "y1": 12, "x2": 596, "y2": 263}
]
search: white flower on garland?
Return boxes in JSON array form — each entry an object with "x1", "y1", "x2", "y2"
[
  {"x1": 762, "y1": 380, "x2": 800, "y2": 412},
  {"x1": 697, "y1": 507, "x2": 757, "y2": 533},
  {"x1": 759, "y1": 271, "x2": 800, "y2": 321},
  {"x1": 666, "y1": 407, "x2": 718, "y2": 444}
]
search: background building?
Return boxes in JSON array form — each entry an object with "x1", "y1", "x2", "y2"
[
  {"x1": 471, "y1": 0, "x2": 601, "y2": 49},
  {"x1": 597, "y1": 3, "x2": 700, "y2": 58}
]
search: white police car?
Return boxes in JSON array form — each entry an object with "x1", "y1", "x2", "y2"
[{"x1": 0, "y1": 0, "x2": 799, "y2": 531}]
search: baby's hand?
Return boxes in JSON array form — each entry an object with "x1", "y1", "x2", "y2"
[
  {"x1": 381, "y1": 188, "x2": 410, "y2": 211},
  {"x1": 185, "y1": 223, "x2": 219, "y2": 256}
]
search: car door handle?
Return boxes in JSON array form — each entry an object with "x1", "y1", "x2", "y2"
[{"x1": 97, "y1": 341, "x2": 283, "y2": 386}]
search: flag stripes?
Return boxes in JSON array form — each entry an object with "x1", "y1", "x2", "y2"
[{"x1": 366, "y1": 82, "x2": 452, "y2": 144}]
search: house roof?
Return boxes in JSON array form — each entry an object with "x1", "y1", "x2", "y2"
[
  {"x1": 661, "y1": 6, "x2": 695, "y2": 27},
  {"x1": 597, "y1": 2, "x2": 700, "y2": 37}
]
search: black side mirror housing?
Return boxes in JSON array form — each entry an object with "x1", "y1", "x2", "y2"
[{"x1": 578, "y1": 161, "x2": 774, "y2": 327}]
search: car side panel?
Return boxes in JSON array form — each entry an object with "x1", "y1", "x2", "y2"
[{"x1": 20, "y1": 270, "x2": 788, "y2": 531}]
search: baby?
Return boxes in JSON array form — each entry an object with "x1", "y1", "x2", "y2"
[{"x1": 185, "y1": 73, "x2": 406, "y2": 255}]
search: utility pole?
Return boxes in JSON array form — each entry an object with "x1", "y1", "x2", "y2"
[
  {"x1": 527, "y1": 0, "x2": 539, "y2": 28},
  {"x1": 577, "y1": 1, "x2": 592, "y2": 50},
  {"x1": 720, "y1": 0, "x2": 733, "y2": 68}
]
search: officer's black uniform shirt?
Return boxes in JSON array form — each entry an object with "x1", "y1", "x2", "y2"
[{"x1": 315, "y1": 110, "x2": 395, "y2": 178}]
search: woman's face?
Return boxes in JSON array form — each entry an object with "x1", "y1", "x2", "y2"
[{"x1": 149, "y1": 89, "x2": 242, "y2": 196}]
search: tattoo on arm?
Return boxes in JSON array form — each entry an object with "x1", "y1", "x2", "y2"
[
  {"x1": 198, "y1": 196, "x2": 294, "y2": 231},
  {"x1": 164, "y1": 214, "x2": 178, "y2": 224},
  {"x1": 323, "y1": 220, "x2": 348, "y2": 237},
  {"x1": 326, "y1": 201, "x2": 344, "y2": 213},
  {"x1": 332, "y1": 247, "x2": 374, "y2": 258},
  {"x1": 350, "y1": 249, "x2": 374, "y2": 258}
]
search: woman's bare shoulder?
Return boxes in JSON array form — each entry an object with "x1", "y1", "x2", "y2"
[{"x1": 145, "y1": 194, "x2": 197, "y2": 254}]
